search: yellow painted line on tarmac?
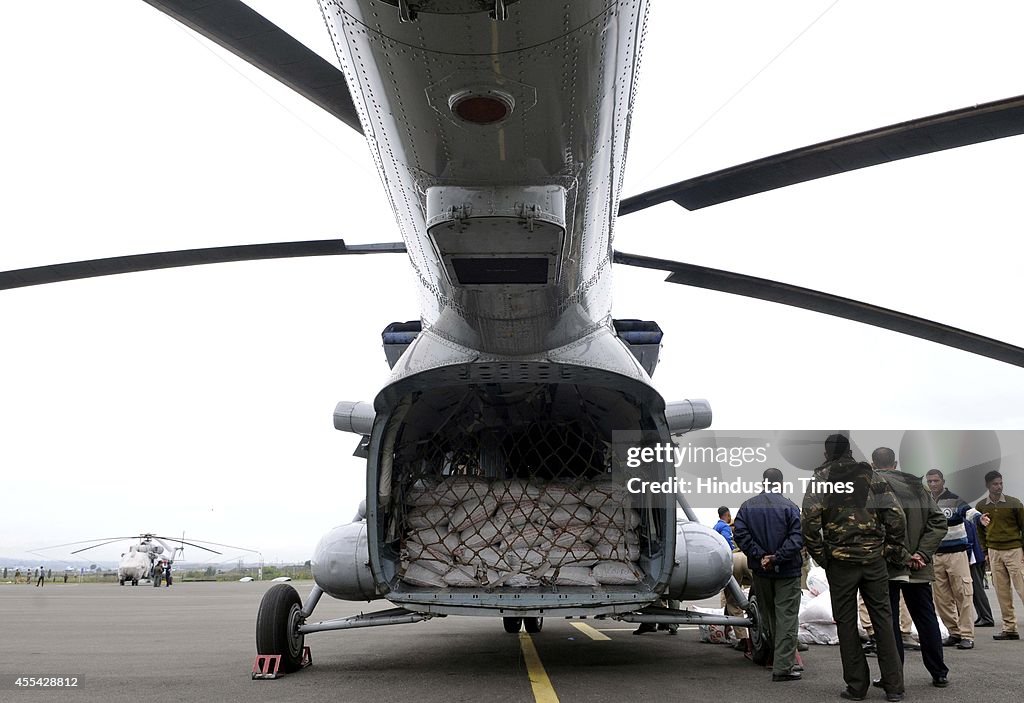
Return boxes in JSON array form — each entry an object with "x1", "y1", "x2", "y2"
[
  {"x1": 570, "y1": 621, "x2": 612, "y2": 640},
  {"x1": 519, "y1": 631, "x2": 559, "y2": 703}
]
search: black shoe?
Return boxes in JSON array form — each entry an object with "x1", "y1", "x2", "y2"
[
  {"x1": 975, "y1": 620, "x2": 995, "y2": 627},
  {"x1": 668, "y1": 628, "x2": 678, "y2": 636},
  {"x1": 957, "y1": 639, "x2": 974, "y2": 649},
  {"x1": 933, "y1": 677, "x2": 950, "y2": 688},
  {"x1": 797, "y1": 641, "x2": 809, "y2": 652},
  {"x1": 772, "y1": 671, "x2": 802, "y2": 682},
  {"x1": 902, "y1": 638, "x2": 922, "y2": 651},
  {"x1": 840, "y1": 689, "x2": 866, "y2": 701},
  {"x1": 633, "y1": 624, "x2": 657, "y2": 635},
  {"x1": 942, "y1": 635, "x2": 962, "y2": 646},
  {"x1": 872, "y1": 679, "x2": 904, "y2": 701},
  {"x1": 993, "y1": 631, "x2": 1021, "y2": 640}
]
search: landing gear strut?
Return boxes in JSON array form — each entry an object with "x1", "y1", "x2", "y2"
[{"x1": 253, "y1": 584, "x2": 435, "y2": 678}]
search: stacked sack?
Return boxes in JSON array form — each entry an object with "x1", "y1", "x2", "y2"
[
  {"x1": 798, "y1": 564, "x2": 839, "y2": 645},
  {"x1": 399, "y1": 476, "x2": 644, "y2": 589}
]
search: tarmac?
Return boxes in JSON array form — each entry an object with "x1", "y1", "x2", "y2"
[{"x1": 1, "y1": 580, "x2": 1021, "y2": 702}]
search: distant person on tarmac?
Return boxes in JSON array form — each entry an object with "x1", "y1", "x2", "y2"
[
  {"x1": 164, "y1": 562, "x2": 172, "y2": 587},
  {"x1": 36, "y1": 566, "x2": 45, "y2": 587}
]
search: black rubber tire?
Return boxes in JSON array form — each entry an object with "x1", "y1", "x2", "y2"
[
  {"x1": 523, "y1": 617, "x2": 544, "y2": 633},
  {"x1": 119, "y1": 578, "x2": 125, "y2": 586},
  {"x1": 747, "y1": 594, "x2": 772, "y2": 667},
  {"x1": 502, "y1": 617, "x2": 523, "y2": 633},
  {"x1": 131, "y1": 579, "x2": 138, "y2": 586},
  {"x1": 257, "y1": 583, "x2": 305, "y2": 673}
]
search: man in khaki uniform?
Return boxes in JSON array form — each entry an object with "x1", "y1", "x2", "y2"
[
  {"x1": 926, "y1": 469, "x2": 989, "y2": 649},
  {"x1": 976, "y1": 470, "x2": 1024, "y2": 640}
]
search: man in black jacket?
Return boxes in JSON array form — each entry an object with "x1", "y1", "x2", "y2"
[
  {"x1": 734, "y1": 467, "x2": 803, "y2": 682},
  {"x1": 873, "y1": 447, "x2": 950, "y2": 687}
]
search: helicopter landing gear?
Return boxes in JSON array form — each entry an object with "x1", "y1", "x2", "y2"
[
  {"x1": 119, "y1": 578, "x2": 125, "y2": 586},
  {"x1": 256, "y1": 583, "x2": 307, "y2": 674},
  {"x1": 502, "y1": 617, "x2": 523, "y2": 633},
  {"x1": 524, "y1": 617, "x2": 543, "y2": 633},
  {"x1": 131, "y1": 579, "x2": 138, "y2": 586},
  {"x1": 746, "y1": 593, "x2": 772, "y2": 667}
]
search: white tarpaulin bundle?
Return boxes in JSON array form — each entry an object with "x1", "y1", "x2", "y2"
[{"x1": 399, "y1": 477, "x2": 644, "y2": 588}]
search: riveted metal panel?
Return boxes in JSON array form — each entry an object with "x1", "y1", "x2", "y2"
[{"x1": 318, "y1": 0, "x2": 649, "y2": 354}]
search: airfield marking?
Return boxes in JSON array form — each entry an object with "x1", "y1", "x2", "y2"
[
  {"x1": 519, "y1": 631, "x2": 559, "y2": 703},
  {"x1": 570, "y1": 622, "x2": 611, "y2": 641}
]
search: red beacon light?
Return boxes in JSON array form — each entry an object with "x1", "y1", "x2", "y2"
[{"x1": 451, "y1": 93, "x2": 512, "y2": 125}]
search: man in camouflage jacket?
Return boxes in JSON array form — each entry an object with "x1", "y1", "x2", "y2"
[{"x1": 802, "y1": 434, "x2": 912, "y2": 702}]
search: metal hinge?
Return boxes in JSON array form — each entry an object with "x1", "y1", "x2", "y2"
[
  {"x1": 490, "y1": 0, "x2": 509, "y2": 21},
  {"x1": 397, "y1": 0, "x2": 418, "y2": 22},
  {"x1": 448, "y1": 204, "x2": 471, "y2": 233},
  {"x1": 517, "y1": 203, "x2": 537, "y2": 232}
]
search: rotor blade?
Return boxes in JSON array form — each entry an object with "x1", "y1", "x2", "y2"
[
  {"x1": 141, "y1": 0, "x2": 363, "y2": 133},
  {"x1": 612, "y1": 251, "x2": 1024, "y2": 368},
  {"x1": 154, "y1": 537, "x2": 258, "y2": 553},
  {"x1": 71, "y1": 538, "x2": 135, "y2": 555},
  {"x1": 619, "y1": 94, "x2": 1024, "y2": 214},
  {"x1": 34, "y1": 537, "x2": 138, "y2": 551},
  {"x1": 152, "y1": 537, "x2": 222, "y2": 555},
  {"x1": 0, "y1": 240, "x2": 407, "y2": 290}
]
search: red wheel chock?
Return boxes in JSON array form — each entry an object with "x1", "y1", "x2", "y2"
[
  {"x1": 251, "y1": 647, "x2": 311, "y2": 680},
  {"x1": 252, "y1": 654, "x2": 281, "y2": 680}
]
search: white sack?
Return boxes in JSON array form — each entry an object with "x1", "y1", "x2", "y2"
[
  {"x1": 807, "y1": 565, "x2": 829, "y2": 596},
  {"x1": 592, "y1": 561, "x2": 643, "y2": 585},
  {"x1": 443, "y1": 565, "x2": 480, "y2": 587},
  {"x1": 402, "y1": 562, "x2": 447, "y2": 587},
  {"x1": 449, "y1": 496, "x2": 498, "y2": 532}
]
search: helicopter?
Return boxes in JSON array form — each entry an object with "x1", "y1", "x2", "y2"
[
  {"x1": 35, "y1": 534, "x2": 255, "y2": 587},
  {"x1": 3, "y1": 0, "x2": 1024, "y2": 677}
]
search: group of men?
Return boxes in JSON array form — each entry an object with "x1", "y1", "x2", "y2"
[{"x1": 726, "y1": 434, "x2": 1024, "y2": 702}]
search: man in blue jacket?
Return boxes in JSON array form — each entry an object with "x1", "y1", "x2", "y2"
[
  {"x1": 715, "y1": 506, "x2": 736, "y2": 548},
  {"x1": 734, "y1": 467, "x2": 804, "y2": 682}
]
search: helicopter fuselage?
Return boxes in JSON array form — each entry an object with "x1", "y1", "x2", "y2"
[{"x1": 311, "y1": 1, "x2": 728, "y2": 617}]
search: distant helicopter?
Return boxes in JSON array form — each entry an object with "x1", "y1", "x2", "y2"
[{"x1": 36, "y1": 534, "x2": 256, "y2": 587}]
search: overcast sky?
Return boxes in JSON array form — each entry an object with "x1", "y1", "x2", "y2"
[{"x1": 1, "y1": 1, "x2": 1022, "y2": 563}]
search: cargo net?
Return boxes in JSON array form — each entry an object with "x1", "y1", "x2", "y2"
[{"x1": 390, "y1": 420, "x2": 645, "y2": 591}]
